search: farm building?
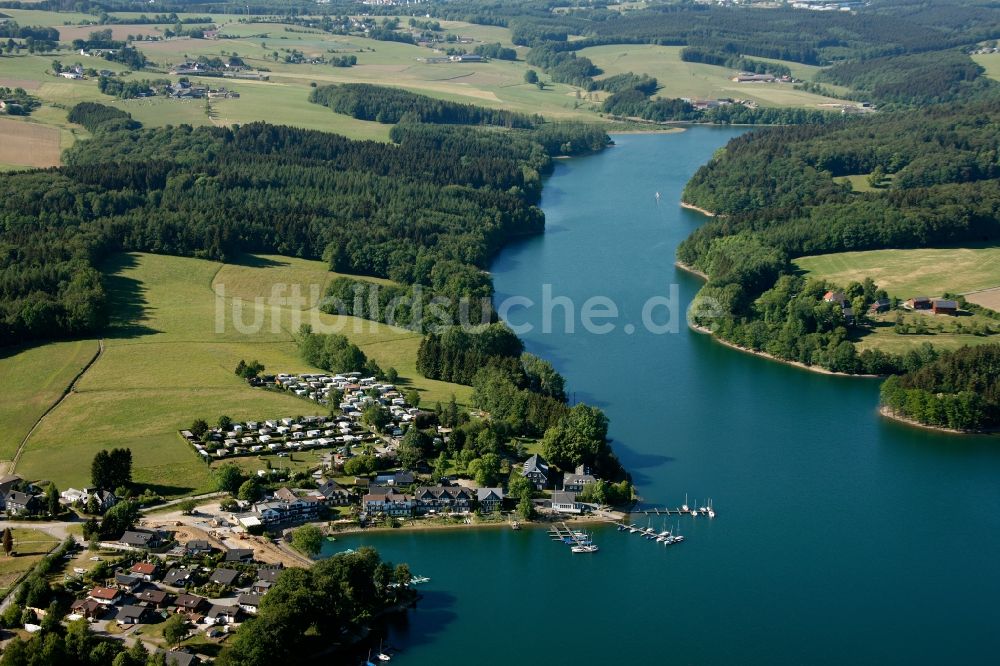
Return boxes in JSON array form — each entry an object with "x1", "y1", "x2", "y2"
[
  {"x1": 932, "y1": 299, "x2": 958, "y2": 315},
  {"x1": 904, "y1": 296, "x2": 932, "y2": 310}
]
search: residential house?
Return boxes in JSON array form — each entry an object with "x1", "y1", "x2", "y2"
[
  {"x1": 363, "y1": 491, "x2": 415, "y2": 517},
  {"x1": 87, "y1": 587, "x2": 123, "y2": 606},
  {"x1": 113, "y1": 573, "x2": 143, "y2": 593},
  {"x1": 119, "y1": 530, "x2": 163, "y2": 550},
  {"x1": 413, "y1": 486, "x2": 473, "y2": 514},
  {"x1": 174, "y1": 594, "x2": 208, "y2": 614},
  {"x1": 0, "y1": 475, "x2": 22, "y2": 498},
  {"x1": 375, "y1": 471, "x2": 415, "y2": 487},
  {"x1": 563, "y1": 465, "x2": 597, "y2": 493},
  {"x1": 164, "y1": 568, "x2": 193, "y2": 587},
  {"x1": 70, "y1": 598, "x2": 106, "y2": 620},
  {"x1": 157, "y1": 650, "x2": 201, "y2": 666},
  {"x1": 209, "y1": 569, "x2": 240, "y2": 587},
  {"x1": 522, "y1": 454, "x2": 550, "y2": 490},
  {"x1": 130, "y1": 562, "x2": 160, "y2": 582},
  {"x1": 315, "y1": 479, "x2": 352, "y2": 505},
  {"x1": 932, "y1": 299, "x2": 958, "y2": 315},
  {"x1": 551, "y1": 491, "x2": 585, "y2": 515},
  {"x1": 224, "y1": 548, "x2": 255, "y2": 563},
  {"x1": 160, "y1": 651, "x2": 200, "y2": 666},
  {"x1": 237, "y1": 593, "x2": 261, "y2": 615},
  {"x1": 116, "y1": 605, "x2": 152, "y2": 626},
  {"x1": 134, "y1": 588, "x2": 173, "y2": 609},
  {"x1": 4, "y1": 491, "x2": 40, "y2": 515},
  {"x1": 476, "y1": 488, "x2": 504, "y2": 514},
  {"x1": 184, "y1": 539, "x2": 213, "y2": 556},
  {"x1": 206, "y1": 605, "x2": 239, "y2": 625}
]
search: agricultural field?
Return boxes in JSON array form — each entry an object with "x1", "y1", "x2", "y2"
[
  {"x1": 13, "y1": 253, "x2": 471, "y2": 496},
  {"x1": 794, "y1": 246, "x2": 1000, "y2": 299},
  {"x1": 0, "y1": 117, "x2": 62, "y2": 169},
  {"x1": 0, "y1": 529, "x2": 59, "y2": 598},
  {"x1": 580, "y1": 44, "x2": 847, "y2": 108},
  {"x1": 0, "y1": 339, "x2": 99, "y2": 466}
]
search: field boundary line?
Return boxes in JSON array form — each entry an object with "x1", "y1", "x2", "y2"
[{"x1": 7, "y1": 338, "x2": 104, "y2": 475}]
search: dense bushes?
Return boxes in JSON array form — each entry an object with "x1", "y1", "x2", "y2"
[
  {"x1": 66, "y1": 102, "x2": 141, "y2": 132},
  {"x1": 297, "y1": 325, "x2": 380, "y2": 376}
]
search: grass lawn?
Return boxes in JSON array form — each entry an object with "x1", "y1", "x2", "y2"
[
  {"x1": 972, "y1": 52, "x2": 1000, "y2": 82},
  {"x1": 794, "y1": 246, "x2": 1000, "y2": 298},
  {"x1": 832, "y1": 173, "x2": 895, "y2": 193},
  {"x1": 579, "y1": 44, "x2": 846, "y2": 108},
  {"x1": 0, "y1": 339, "x2": 99, "y2": 464},
  {"x1": 13, "y1": 252, "x2": 471, "y2": 497},
  {"x1": 0, "y1": 529, "x2": 60, "y2": 597},
  {"x1": 855, "y1": 322, "x2": 1000, "y2": 355}
]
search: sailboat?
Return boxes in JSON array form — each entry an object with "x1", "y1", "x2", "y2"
[
  {"x1": 707, "y1": 498, "x2": 716, "y2": 519},
  {"x1": 377, "y1": 640, "x2": 391, "y2": 662},
  {"x1": 681, "y1": 493, "x2": 689, "y2": 513},
  {"x1": 655, "y1": 191, "x2": 661, "y2": 202}
]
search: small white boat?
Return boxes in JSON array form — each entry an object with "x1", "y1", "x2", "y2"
[
  {"x1": 571, "y1": 544, "x2": 598, "y2": 553},
  {"x1": 410, "y1": 575, "x2": 430, "y2": 584},
  {"x1": 378, "y1": 655, "x2": 391, "y2": 662},
  {"x1": 681, "y1": 494, "x2": 689, "y2": 513}
]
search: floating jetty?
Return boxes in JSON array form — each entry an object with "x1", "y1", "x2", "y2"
[{"x1": 548, "y1": 522, "x2": 599, "y2": 553}]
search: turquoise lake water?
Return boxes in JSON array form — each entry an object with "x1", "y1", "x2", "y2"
[{"x1": 327, "y1": 128, "x2": 1000, "y2": 665}]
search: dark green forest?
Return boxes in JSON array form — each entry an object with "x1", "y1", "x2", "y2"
[
  {"x1": 0, "y1": 102, "x2": 607, "y2": 346},
  {"x1": 881, "y1": 344, "x2": 1000, "y2": 430}
]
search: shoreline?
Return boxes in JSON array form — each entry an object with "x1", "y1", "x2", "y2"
[
  {"x1": 679, "y1": 201, "x2": 718, "y2": 217},
  {"x1": 676, "y1": 261, "x2": 882, "y2": 378},
  {"x1": 674, "y1": 259, "x2": 709, "y2": 280},
  {"x1": 687, "y1": 320, "x2": 882, "y2": 379},
  {"x1": 878, "y1": 405, "x2": 999, "y2": 436},
  {"x1": 327, "y1": 511, "x2": 626, "y2": 539}
]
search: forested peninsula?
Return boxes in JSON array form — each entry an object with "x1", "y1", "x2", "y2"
[{"x1": 675, "y1": 100, "x2": 1000, "y2": 381}]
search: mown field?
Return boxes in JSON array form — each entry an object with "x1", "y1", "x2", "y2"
[
  {"x1": 580, "y1": 44, "x2": 847, "y2": 108},
  {"x1": 12, "y1": 253, "x2": 471, "y2": 497},
  {"x1": 794, "y1": 246, "x2": 1000, "y2": 298}
]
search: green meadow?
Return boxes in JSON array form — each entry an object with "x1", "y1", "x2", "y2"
[
  {"x1": 794, "y1": 246, "x2": 1000, "y2": 298},
  {"x1": 0, "y1": 340, "x2": 99, "y2": 465},
  {"x1": 580, "y1": 44, "x2": 847, "y2": 108},
  {"x1": 12, "y1": 253, "x2": 471, "y2": 496}
]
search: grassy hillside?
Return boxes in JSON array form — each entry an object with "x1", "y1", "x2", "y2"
[
  {"x1": 794, "y1": 247, "x2": 1000, "y2": 298},
  {"x1": 13, "y1": 252, "x2": 472, "y2": 496},
  {"x1": 0, "y1": 13, "x2": 598, "y2": 153},
  {"x1": 580, "y1": 44, "x2": 846, "y2": 108}
]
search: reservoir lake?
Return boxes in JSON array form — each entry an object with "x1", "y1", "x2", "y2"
[{"x1": 327, "y1": 128, "x2": 1000, "y2": 665}]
